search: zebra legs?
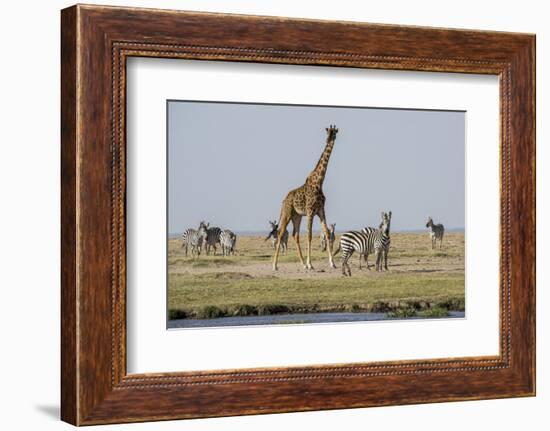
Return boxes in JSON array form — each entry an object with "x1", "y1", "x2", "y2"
[
  {"x1": 375, "y1": 249, "x2": 383, "y2": 271},
  {"x1": 374, "y1": 248, "x2": 389, "y2": 271},
  {"x1": 342, "y1": 252, "x2": 352, "y2": 276}
]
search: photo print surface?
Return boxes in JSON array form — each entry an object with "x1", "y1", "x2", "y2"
[{"x1": 167, "y1": 100, "x2": 465, "y2": 329}]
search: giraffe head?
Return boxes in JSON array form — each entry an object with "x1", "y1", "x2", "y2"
[{"x1": 325, "y1": 125, "x2": 339, "y2": 142}]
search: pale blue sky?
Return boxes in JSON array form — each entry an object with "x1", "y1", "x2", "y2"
[{"x1": 168, "y1": 101, "x2": 465, "y2": 234}]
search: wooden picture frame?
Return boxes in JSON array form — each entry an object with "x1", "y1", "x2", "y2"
[{"x1": 61, "y1": 4, "x2": 535, "y2": 425}]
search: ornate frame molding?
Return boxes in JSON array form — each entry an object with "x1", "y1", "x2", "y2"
[{"x1": 61, "y1": 5, "x2": 534, "y2": 425}]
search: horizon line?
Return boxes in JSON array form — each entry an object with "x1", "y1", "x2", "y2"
[{"x1": 168, "y1": 227, "x2": 465, "y2": 237}]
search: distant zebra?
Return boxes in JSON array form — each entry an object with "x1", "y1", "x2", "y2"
[
  {"x1": 265, "y1": 220, "x2": 288, "y2": 253},
  {"x1": 202, "y1": 222, "x2": 222, "y2": 255},
  {"x1": 339, "y1": 212, "x2": 392, "y2": 276},
  {"x1": 320, "y1": 223, "x2": 336, "y2": 252},
  {"x1": 426, "y1": 216, "x2": 444, "y2": 249},
  {"x1": 181, "y1": 223, "x2": 208, "y2": 256},
  {"x1": 220, "y1": 229, "x2": 237, "y2": 256}
]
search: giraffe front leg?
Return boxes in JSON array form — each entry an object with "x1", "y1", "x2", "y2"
[{"x1": 305, "y1": 214, "x2": 314, "y2": 270}]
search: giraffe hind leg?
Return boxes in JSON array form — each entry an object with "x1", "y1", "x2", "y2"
[
  {"x1": 291, "y1": 214, "x2": 306, "y2": 269},
  {"x1": 305, "y1": 214, "x2": 314, "y2": 270}
]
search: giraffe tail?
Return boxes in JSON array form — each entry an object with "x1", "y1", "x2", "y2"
[{"x1": 333, "y1": 245, "x2": 341, "y2": 255}]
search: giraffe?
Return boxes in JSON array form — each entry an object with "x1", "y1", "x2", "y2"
[{"x1": 272, "y1": 125, "x2": 339, "y2": 271}]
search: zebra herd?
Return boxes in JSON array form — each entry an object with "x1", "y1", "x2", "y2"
[
  {"x1": 335, "y1": 214, "x2": 445, "y2": 275},
  {"x1": 180, "y1": 215, "x2": 445, "y2": 276},
  {"x1": 181, "y1": 221, "x2": 237, "y2": 257}
]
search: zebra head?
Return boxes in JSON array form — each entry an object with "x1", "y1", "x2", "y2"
[
  {"x1": 426, "y1": 216, "x2": 433, "y2": 228},
  {"x1": 325, "y1": 125, "x2": 339, "y2": 142},
  {"x1": 265, "y1": 220, "x2": 278, "y2": 241},
  {"x1": 198, "y1": 221, "x2": 209, "y2": 239},
  {"x1": 379, "y1": 211, "x2": 392, "y2": 235}
]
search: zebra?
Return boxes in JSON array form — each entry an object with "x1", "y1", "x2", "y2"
[
  {"x1": 265, "y1": 220, "x2": 288, "y2": 253},
  {"x1": 320, "y1": 223, "x2": 336, "y2": 252},
  {"x1": 220, "y1": 229, "x2": 237, "y2": 256},
  {"x1": 426, "y1": 216, "x2": 444, "y2": 249},
  {"x1": 338, "y1": 212, "x2": 392, "y2": 276},
  {"x1": 181, "y1": 223, "x2": 208, "y2": 256},
  {"x1": 201, "y1": 221, "x2": 222, "y2": 255}
]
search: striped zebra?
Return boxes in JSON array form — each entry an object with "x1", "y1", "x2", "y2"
[
  {"x1": 201, "y1": 221, "x2": 222, "y2": 255},
  {"x1": 426, "y1": 216, "x2": 444, "y2": 249},
  {"x1": 265, "y1": 220, "x2": 288, "y2": 254},
  {"x1": 181, "y1": 223, "x2": 208, "y2": 256},
  {"x1": 320, "y1": 223, "x2": 336, "y2": 252},
  {"x1": 338, "y1": 212, "x2": 392, "y2": 276},
  {"x1": 220, "y1": 229, "x2": 237, "y2": 256}
]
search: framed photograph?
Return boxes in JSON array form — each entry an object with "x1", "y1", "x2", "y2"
[
  {"x1": 61, "y1": 4, "x2": 535, "y2": 425},
  {"x1": 164, "y1": 100, "x2": 466, "y2": 330}
]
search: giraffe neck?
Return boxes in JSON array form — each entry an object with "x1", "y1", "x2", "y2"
[{"x1": 307, "y1": 138, "x2": 335, "y2": 187}]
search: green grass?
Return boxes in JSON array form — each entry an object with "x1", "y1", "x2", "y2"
[
  {"x1": 418, "y1": 307, "x2": 451, "y2": 318},
  {"x1": 168, "y1": 233, "x2": 465, "y2": 320},
  {"x1": 386, "y1": 308, "x2": 418, "y2": 318},
  {"x1": 168, "y1": 271, "x2": 464, "y2": 319}
]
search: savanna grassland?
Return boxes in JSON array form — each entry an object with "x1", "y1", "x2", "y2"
[{"x1": 168, "y1": 232, "x2": 465, "y2": 321}]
